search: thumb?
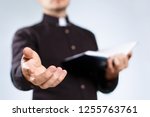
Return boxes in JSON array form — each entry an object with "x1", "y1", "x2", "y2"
[
  {"x1": 127, "y1": 52, "x2": 132, "y2": 59},
  {"x1": 23, "y1": 47, "x2": 34, "y2": 59},
  {"x1": 113, "y1": 57, "x2": 120, "y2": 67}
]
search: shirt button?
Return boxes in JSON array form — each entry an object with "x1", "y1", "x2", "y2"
[
  {"x1": 71, "y1": 45, "x2": 76, "y2": 50},
  {"x1": 81, "y1": 84, "x2": 86, "y2": 90},
  {"x1": 65, "y1": 29, "x2": 70, "y2": 34}
]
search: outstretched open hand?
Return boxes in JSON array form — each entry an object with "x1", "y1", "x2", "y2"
[{"x1": 21, "y1": 47, "x2": 67, "y2": 89}]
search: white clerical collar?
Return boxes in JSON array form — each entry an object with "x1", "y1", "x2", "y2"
[{"x1": 58, "y1": 17, "x2": 67, "y2": 27}]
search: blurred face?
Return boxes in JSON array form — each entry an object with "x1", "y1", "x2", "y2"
[{"x1": 38, "y1": 0, "x2": 70, "y2": 12}]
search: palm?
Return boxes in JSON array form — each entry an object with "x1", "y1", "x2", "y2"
[{"x1": 21, "y1": 47, "x2": 46, "y2": 78}]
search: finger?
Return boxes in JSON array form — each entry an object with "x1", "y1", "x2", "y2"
[
  {"x1": 40, "y1": 67, "x2": 62, "y2": 88},
  {"x1": 107, "y1": 57, "x2": 115, "y2": 73},
  {"x1": 58, "y1": 70, "x2": 67, "y2": 83},
  {"x1": 23, "y1": 47, "x2": 34, "y2": 60},
  {"x1": 30, "y1": 65, "x2": 57, "y2": 86},
  {"x1": 113, "y1": 57, "x2": 120, "y2": 68},
  {"x1": 51, "y1": 70, "x2": 67, "y2": 87},
  {"x1": 40, "y1": 67, "x2": 65, "y2": 89},
  {"x1": 114, "y1": 55, "x2": 128, "y2": 71},
  {"x1": 122, "y1": 55, "x2": 129, "y2": 69}
]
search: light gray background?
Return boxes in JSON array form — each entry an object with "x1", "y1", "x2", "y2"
[{"x1": 0, "y1": 0, "x2": 150, "y2": 100}]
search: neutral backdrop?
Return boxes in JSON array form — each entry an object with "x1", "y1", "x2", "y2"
[{"x1": 0, "y1": 0, "x2": 150, "y2": 100}]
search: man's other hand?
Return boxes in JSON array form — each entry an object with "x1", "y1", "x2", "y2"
[{"x1": 105, "y1": 52, "x2": 132, "y2": 80}]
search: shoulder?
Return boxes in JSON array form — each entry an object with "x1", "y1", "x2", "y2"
[
  {"x1": 71, "y1": 23, "x2": 95, "y2": 38},
  {"x1": 14, "y1": 22, "x2": 43, "y2": 36}
]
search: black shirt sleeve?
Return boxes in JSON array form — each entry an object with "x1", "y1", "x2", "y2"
[
  {"x1": 11, "y1": 28, "x2": 37, "y2": 91},
  {"x1": 96, "y1": 70, "x2": 119, "y2": 93},
  {"x1": 87, "y1": 32, "x2": 119, "y2": 93}
]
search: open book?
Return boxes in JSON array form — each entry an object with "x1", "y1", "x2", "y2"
[{"x1": 62, "y1": 41, "x2": 137, "y2": 76}]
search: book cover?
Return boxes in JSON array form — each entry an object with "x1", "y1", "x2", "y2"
[{"x1": 62, "y1": 41, "x2": 137, "y2": 77}]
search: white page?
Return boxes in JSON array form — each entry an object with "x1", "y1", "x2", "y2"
[{"x1": 85, "y1": 41, "x2": 137, "y2": 58}]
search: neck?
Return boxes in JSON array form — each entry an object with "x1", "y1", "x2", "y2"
[{"x1": 43, "y1": 9, "x2": 67, "y2": 18}]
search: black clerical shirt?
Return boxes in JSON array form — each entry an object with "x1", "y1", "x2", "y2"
[{"x1": 11, "y1": 14, "x2": 118, "y2": 100}]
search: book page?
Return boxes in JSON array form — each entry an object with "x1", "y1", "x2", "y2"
[{"x1": 85, "y1": 41, "x2": 137, "y2": 58}]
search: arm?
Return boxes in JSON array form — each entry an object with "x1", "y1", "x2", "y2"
[
  {"x1": 11, "y1": 28, "x2": 37, "y2": 90},
  {"x1": 97, "y1": 52, "x2": 132, "y2": 93},
  {"x1": 11, "y1": 28, "x2": 67, "y2": 90},
  {"x1": 87, "y1": 33, "x2": 118, "y2": 93}
]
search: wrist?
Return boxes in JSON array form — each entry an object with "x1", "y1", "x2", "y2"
[{"x1": 105, "y1": 71, "x2": 118, "y2": 80}]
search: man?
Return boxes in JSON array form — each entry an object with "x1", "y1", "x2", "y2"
[{"x1": 11, "y1": 0, "x2": 131, "y2": 100}]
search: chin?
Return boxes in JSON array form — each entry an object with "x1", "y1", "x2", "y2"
[
  {"x1": 51, "y1": 0, "x2": 69, "y2": 7},
  {"x1": 43, "y1": 0, "x2": 69, "y2": 11},
  {"x1": 51, "y1": 4, "x2": 68, "y2": 11}
]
